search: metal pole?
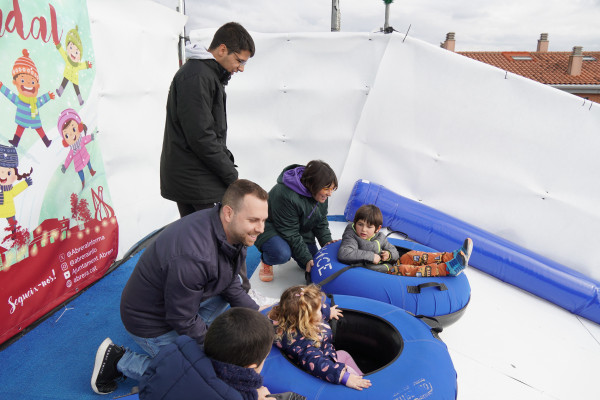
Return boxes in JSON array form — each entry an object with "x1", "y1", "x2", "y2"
[
  {"x1": 331, "y1": 0, "x2": 340, "y2": 32},
  {"x1": 178, "y1": 0, "x2": 187, "y2": 66},
  {"x1": 384, "y1": 3, "x2": 390, "y2": 30}
]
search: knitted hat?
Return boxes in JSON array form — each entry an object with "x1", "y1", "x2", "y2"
[
  {"x1": 0, "y1": 145, "x2": 19, "y2": 168},
  {"x1": 12, "y1": 49, "x2": 39, "y2": 81},
  {"x1": 66, "y1": 26, "x2": 83, "y2": 52},
  {"x1": 57, "y1": 108, "x2": 83, "y2": 147}
]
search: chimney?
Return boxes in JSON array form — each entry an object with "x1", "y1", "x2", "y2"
[
  {"x1": 567, "y1": 46, "x2": 583, "y2": 76},
  {"x1": 441, "y1": 32, "x2": 456, "y2": 52},
  {"x1": 536, "y1": 33, "x2": 549, "y2": 52}
]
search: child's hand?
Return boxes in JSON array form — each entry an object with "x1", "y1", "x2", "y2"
[
  {"x1": 346, "y1": 374, "x2": 372, "y2": 391},
  {"x1": 0, "y1": 81, "x2": 3, "y2": 88},
  {"x1": 373, "y1": 253, "x2": 381, "y2": 264},
  {"x1": 49, "y1": 92, "x2": 55, "y2": 99},
  {"x1": 87, "y1": 61, "x2": 93, "y2": 69},
  {"x1": 329, "y1": 305, "x2": 343, "y2": 320},
  {"x1": 257, "y1": 386, "x2": 271, "y2": 400},
  {"x1": 381, "y1": 250, "x2": 390, "y2": 262}
]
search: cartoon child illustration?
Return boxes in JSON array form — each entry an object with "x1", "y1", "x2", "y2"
[
  {"x1": 0, "y1": 145, "x2": 33, "y2": 234},
  {"x1": 55, "y1": 26, "x2": 92, "y2": 106},
  {"x1": 0, "y1": 49, "x2": 55, "y2": 148},
  {"x1": 58, "y1": 109, "x2": 96, "y2": 189}
]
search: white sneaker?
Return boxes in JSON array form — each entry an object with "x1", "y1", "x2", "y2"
[{"x1": 248, "y1": 288, "x2": 278, "y2": 308}]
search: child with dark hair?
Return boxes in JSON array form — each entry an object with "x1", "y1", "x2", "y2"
[
  {"x1": 268, "y1": 284, "x2": 372, "y2": 391},
  {"x1": 338, "y1": 204, "x2": 473, "y2": 277},
  {"x1": 139, "y1": 307, "x2": 274, "y2": 400}
]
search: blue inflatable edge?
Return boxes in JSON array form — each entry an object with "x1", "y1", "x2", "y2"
[{"x1": 343, "y1": 179, "x2": 600, "y2": 325}]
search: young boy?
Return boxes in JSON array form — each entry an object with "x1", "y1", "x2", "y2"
[
  {"x1": 338, "y1": 204, "x2": 473, "y2": 277},
  {"x1": 139, "y1": 307, "x2": 274, "y2": 400}
]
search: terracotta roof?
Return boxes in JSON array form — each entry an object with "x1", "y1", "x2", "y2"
[{"x1": 458, "y1": 51, "x2": 600, "y2": 85}]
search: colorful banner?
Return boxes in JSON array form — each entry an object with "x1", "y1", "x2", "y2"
[{"x1": 0, "y1": 0, "x2": 118, "y2": 345}]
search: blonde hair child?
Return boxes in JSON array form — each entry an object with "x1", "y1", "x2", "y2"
[{"x1": 268, "y1": 284, "x2": 372, "y2": 391}]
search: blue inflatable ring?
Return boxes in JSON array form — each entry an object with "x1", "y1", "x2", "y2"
[
  {"x1": 310, "y1": 239, "x2": 471, "y2": 327},
  {"x1": 261, "y1": 294, "x2": 457, "y2": 399}
]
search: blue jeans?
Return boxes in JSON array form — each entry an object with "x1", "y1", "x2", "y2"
[
  {"x1": 260, "y1": 235, "x2": 318, "y2": 270},
  {"x1": 117, "y1": 295, "x2": 230, "y2": 381}
]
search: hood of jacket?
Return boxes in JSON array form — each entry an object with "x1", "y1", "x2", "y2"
[
  {"x1": 280, "y1": 164, "x2": 312, "y2": 198},
  {"x1": 185, "y1": 42, "x2": 231, "y2": 85}
]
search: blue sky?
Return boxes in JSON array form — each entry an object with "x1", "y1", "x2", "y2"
[{"x1": 152, "y1": 0, "x2": 600, "y2": 52}]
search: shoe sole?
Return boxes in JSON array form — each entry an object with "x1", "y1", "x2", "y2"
[
  {"x1": 463, "y1": 238, "x2": 473, "y2": 265},
  {"x1": 91, "y1": 337, "x2": 112, "y2": 394}
]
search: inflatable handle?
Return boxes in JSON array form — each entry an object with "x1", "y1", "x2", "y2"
[
  {"x1": 325, "y1": 293, "x2": 338, "y2": 341},
  {"x1": 266, "y1": 392, "x2": 307, "y2": 400},
  {"x1": 406, "y1": 282, "x2": 448, "y2": 294}
]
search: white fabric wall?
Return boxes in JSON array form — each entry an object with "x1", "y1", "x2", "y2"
[
  {"x1": 88, "y1": 0, "x2": 184, "y2": 256},
  {"x1": 91, "y1": 0, "x2": 600, "y2": 284},
  {"x1": 190, "y1": 28, "x2": 600, "y2": 282}
]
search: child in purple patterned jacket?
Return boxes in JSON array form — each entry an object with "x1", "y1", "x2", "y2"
[{"x1": 268, "y1": 284, "x2": 372, "y2": 391}]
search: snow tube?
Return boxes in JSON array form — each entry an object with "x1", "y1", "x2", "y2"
[
  {"x1": 344, "y1": 179, "x2": 600, "y2": 324},
  {"x1": 261, "y1": 294, "x2": 457, "y2": 400},
  {"x1": 310, "y1": 240, "x2": 470, "y2": 327}
]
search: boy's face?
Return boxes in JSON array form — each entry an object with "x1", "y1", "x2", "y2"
[
  {"x1": 0, "y1": 167, "x2": 17, "y2": 185},
  {"x1": 62, "y1": 120, "x2": 81, "y2": 145},
  {"x1": 67, "y1": 42, "x2": 81, "y2": 63},
  {"x1": 12, "y1": 73, "x2": 39, "y2": 97},
  {"x1": 355, "y1": 219, "x2": 380, "y2": 240}
]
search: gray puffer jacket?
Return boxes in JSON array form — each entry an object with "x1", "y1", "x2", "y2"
[{"x1": 337, "y1": 223, "x2": 399, "y2": 265}]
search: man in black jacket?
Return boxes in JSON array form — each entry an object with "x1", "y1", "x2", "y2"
[
  {"x1": 91, "y1": 179, "x2": 268, "y2": 395},
  {"x1": 160, "y1": 22, "x2": 255, "y2": 218}
]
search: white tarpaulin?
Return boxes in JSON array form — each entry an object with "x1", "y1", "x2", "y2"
[{"x1": 187, "y1": 28, "x2": 600, "y2": 283}]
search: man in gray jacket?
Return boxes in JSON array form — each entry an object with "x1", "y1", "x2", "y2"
[
  {"x1": 160, "y1": 22, "x2": 255, "y2": 217},
  {"x1": 91, "y1": 179, "x2": 268, "y2": 395}
]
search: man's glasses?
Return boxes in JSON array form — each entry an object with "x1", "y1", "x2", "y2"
[{"x1": 234, "y1": 53, "x2": 247, "y2": 66}]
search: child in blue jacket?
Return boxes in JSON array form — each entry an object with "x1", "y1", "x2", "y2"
[{"x1": 139, "y1": 308, "x2": 274, "y2": 400}]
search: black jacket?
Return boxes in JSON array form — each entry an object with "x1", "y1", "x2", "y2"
[
  {"x1": 160, "y1": 58, "x2": 238, "y2": 204},
  {"x1": 120, "y1": 206, "x2": 258, "y2": 343}
]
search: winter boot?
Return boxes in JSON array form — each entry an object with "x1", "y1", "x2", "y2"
[{"x1": 8, "y1": 134, "x2": 20, "y2": 147}]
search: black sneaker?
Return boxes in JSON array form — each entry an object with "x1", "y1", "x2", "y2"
[{"x1": 91, "y1": 337, "x2": 125, "y2": 394}]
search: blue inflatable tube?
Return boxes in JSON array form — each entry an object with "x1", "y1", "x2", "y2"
[
  {"x1": 261, "y1": 295, "x2": 457, "y2": 400},
  {"x1": 310, "y1": 240, "x2": 470, "y2": 327},
  {"x1": 344, "y1": 179, "x2": 600, "y2": 324}
]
